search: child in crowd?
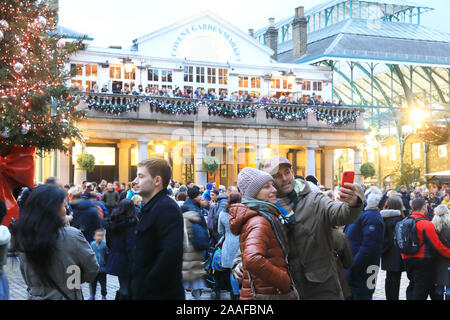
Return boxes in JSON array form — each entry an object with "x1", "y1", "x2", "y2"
[{"x1": 89, "y1": 229, "x2": 108, "y2": 300}]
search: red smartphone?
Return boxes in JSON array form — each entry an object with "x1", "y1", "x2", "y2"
[{"x1": 341, "y1": 171, "x2": 355, "y2": 189}]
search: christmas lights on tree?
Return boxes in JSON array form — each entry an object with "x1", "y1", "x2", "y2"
[{"x1": 0, "y1": 0, "x2": 85, "y2": 155}]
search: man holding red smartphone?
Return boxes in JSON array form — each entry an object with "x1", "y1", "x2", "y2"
[{"x1": 233, "y1": 156, "x2": 365, "y2": 300}]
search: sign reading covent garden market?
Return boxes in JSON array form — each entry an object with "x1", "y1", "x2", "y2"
[
  {"x1": 171, "y1": 23, "x2": 241, "y2": 62},
  {"x1": 39, "y1": 8, "x2": 365, "y2": 189}
]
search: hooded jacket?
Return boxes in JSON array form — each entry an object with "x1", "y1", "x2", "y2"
[
  {"x1": 72, "y1": 199, "x2": 101, "y2": 243},
  {"x1": 229, "y1": 202, "x2": 291, "y2": 300},
  {"x1": 380, "y1": 209, "x2": 404, "y2": 272}
]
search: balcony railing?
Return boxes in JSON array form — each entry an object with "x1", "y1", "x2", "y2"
[{"x1": 76, "y1": 92, "x2": 365, "y2": 130}]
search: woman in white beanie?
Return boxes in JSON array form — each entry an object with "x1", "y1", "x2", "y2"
[
  {"x1": 343, "y1": 186, "x2": 385, "y2": 300},
  {"x1": 431, "y1": 204, "x2": 450, "y2": 300},
  {"x1": 229, "y1": 167, "x2": 298, "y2": 300}
]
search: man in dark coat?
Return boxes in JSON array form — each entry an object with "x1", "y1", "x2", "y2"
[
  {"x1": 399, "y1": 185, "x2": 411, "y2": 216},
  {"x1": 129, "y1": 158, "x2": 185, "y2": 300},
  {"x1": 72, "y1": 194, "x2": 102, "y2": 243}
]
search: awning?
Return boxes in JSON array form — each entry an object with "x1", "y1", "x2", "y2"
[{"x1": 425, "y1": 171, "x2": 450, "y2": 176}]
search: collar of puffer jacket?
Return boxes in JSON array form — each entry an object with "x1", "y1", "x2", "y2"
[
  {"x1": 380, "y1": 209, "x2": 402, "y2": 219},
  {"x1": 0, "y1": 225, "x2": 11, "y2": 246}
]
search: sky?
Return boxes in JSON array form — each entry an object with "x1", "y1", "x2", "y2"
[{"x1": 58, "y1": 0, "x2": 450, "y2": 47}]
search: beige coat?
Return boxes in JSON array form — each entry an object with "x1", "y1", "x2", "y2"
[
  {"x1": 18, "y1": 227, "x2": 99, "y2": 300},
  {"x1": 182, "y1": 210, "x2": 206, "y2": 282},
  {"x1": 287, "y1": 180, "x2": 364, "y2": 300}
]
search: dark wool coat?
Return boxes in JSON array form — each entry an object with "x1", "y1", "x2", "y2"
[
  {"x1": 72, "y1": 199, "x2": 101, "y2": 243},
  {"x1": 344, "y1": 208, "x2": 384, "y2": 293},
  {"x1": 129, "y1": 189, "x2": 185, "y2": 300},
  {"x1": 380, "y1": 209, "x2": 404, "y2": 272},
  {"x1": 103, "y1": 214, "x2": 138, "y2": 277}
]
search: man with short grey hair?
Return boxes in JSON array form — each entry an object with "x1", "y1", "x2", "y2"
[{"x1": 233, "y1": 156, "x2": 365, "y2": 300}]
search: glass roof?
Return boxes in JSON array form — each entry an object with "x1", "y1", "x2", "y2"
[{"x1": 254, "y1": 0, "x2": 433, "y2": 37}]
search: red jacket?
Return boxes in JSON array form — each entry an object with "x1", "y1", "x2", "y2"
[
  {"x1": 229, "y1": 203, "x2": 291, "y2": 300},
  {"x1": 401, "y1": 212, "x2": 450, "y2": 260}
]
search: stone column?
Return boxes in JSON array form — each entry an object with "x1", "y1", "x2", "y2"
[
  {"x1": 194, "y1": 141, "x2": 208, "y2": 187},
  {"x1": 59, "y1": 151, "x2": 71, "y2": 186},
  {"x1": 306, "y1": 145, "x2": 318, "y2": 177},
  {"x1": 137, "y1": 138, "x2": 150, "y2": 162},
  {"x1": 323, "y1": 148, "x2": 335, "y2": 189},
  {"x1": 254, "y1": 143, "x2": 267, "y2": 170},
  {"x1": 51, "y1": 150, "x2": 58, "y2": 177},
  {"x1": 354, "y1": 147, "x2": 362, "y2": 184},
  {"x1": 118, "y1": 141, "x2": 132, "y2": 183},
  {"x1": 74, "y1": 140, "x2": 87, "y2": 186}
]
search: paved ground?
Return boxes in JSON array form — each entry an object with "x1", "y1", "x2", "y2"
[{"x1": 4, "y1": 257, "x2": 410, "y2": 300}]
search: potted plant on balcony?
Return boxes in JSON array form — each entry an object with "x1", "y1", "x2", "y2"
[
  {"x1": 203, "y1": 156, "x2": 219, "y2": 182},
  {"x1": 76, "y1": 153, "x2": 96, "y2": 172}
]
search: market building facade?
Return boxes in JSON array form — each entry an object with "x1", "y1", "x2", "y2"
[{"x1": 36, "y1": 10, "x2": 366, "y2": 188}]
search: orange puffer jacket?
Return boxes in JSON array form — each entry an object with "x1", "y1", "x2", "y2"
[{"x1": 229, "y1": 203, "x2": 291, "y2": 300}]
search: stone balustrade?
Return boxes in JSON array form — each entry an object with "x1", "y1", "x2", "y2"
[{"x1": 76, "y1": 92, "x2": 365, "y2": 130}]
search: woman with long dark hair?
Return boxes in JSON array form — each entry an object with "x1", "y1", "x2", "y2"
[
  {"x1": 13, "y1": 184, "x2": 99, "y2": 300},
  {"x1": 103, "y1": 198, "x2": 138, "y2": 300}
]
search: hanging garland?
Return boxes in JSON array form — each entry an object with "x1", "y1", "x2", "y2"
[
  {"x1": 79, "y1": 95, "x2": 363, "y2": 125},
  {"x1": 313, "y1": 108, "x2": 362, "y2": 126}
]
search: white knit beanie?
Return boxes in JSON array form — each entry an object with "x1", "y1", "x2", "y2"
[
  {"x1": 365, "y1": 186, "x2": 382, "y2": 210},
  {"x1": 238, "y1": 167, "x2": 274, "y2": 198}
]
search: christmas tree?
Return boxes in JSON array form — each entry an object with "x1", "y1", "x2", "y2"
[
  {"x1": 0, "y1": 0, "x2": 86, "y2": 226},
  {"x1": 0, "y1": 0, "x2": 85, "y2": 155}
]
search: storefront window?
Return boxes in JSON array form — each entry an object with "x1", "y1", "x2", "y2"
[
  {"x1": 161, "y1": 70, "x2": 173, "y2": 82},
  {"x1": 85, "y1": 81, "x2": 97, "y2": 92},
  {"x1": 302, "y1": 80, "x2": 311, "y2": 91},
  {"x1": 70, "y1": 64, "x2": 83, "y2": 76},
  {"x1": 109, "y1": 65, "x2": 122, "y2": 79},
  {"x1": 218, "y1": 68, "x2": 228, "y2": 85},
  {"x1": 124, "y1": 66, "x2": 136, "y2": 80},
  {"x1": 148, "y1": 69, "x2": 159, "y2": 81},
  {"x1": 438, "y1": 145, "x2": 448, "y2": 158},
  {"x1": 207, "y1": 68, "x2": 216, "y2": 84},
  {"x1": 184, "y1": 66, "x2": 193, "y2": 82},
  {"x1": 196, "y1": 67, "x2": 205, "y2": 83},
  {"x1": 412, "y1": 143, "x2": 421, "y2": 160},
  {"x1": 86, "y1": 147, "x2": 116, "y2": 166},
  {"x1": 313, "y1": 81, "x2": 322, "y2": 91},
  {"x1": 71, "y1": 80, "x2": 82, "y2": 91},
  {"x1": 85, "y1": 64, "x2": 98, "y2": 77}
]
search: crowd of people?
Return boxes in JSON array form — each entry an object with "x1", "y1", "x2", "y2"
[
  {"x1": 0, "y1": 156, "x2": 449, "y2": 301},
  {"x1": 85, "y1": 82, "x2": 345, "y2": 107}
]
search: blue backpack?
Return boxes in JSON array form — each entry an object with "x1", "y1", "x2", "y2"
[{"x1": 191, "y1": 222, "x2": 209, "y2": 251}]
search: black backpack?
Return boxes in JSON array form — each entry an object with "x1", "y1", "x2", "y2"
[{"x1": 394, "y1": 215, "x2": 425, "y2": 254}]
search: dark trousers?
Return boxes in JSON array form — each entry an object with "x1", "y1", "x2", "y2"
[
  {"x1": 405, "y1": 259, "x2": 434, "y2": 300},
  {"x1": 89, "y1": 272, "x2": 107, "y2": 297},
  {"x1": 385, "y1": 271, "x2": 402, "y2": 300}
]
